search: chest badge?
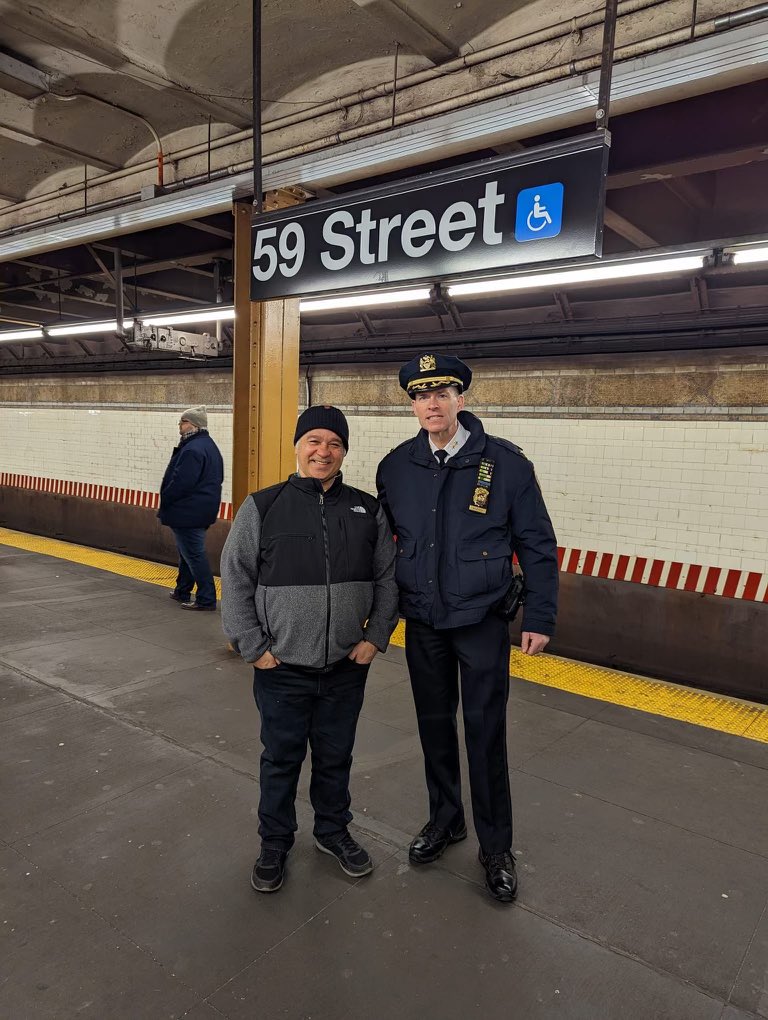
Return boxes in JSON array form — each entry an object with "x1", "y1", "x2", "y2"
[{"x1": 469, "y1": 457, "x2": 495, "y2": 514}]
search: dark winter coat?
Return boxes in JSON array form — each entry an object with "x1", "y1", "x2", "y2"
[
  {"x1": 158, "y1": 429, "x2": 224, "y2": 529},
  {"x1": 376, "y1": 411, "x2": 559, "y2": 634}
]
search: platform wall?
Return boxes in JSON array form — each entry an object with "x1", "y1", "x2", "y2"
[{"x1": 2, "y1": 351, "x2": 767, "y2": 699}]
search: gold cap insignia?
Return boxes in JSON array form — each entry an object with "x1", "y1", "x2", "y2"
[{"x1": 419, "y1": 354, "x2": 436, "y2": 372}]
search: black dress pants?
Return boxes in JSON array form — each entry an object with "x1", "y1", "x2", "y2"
[
  {"x1": 405, "y1": 613, "x2": 513, "y2": 854},
  {"x1": 253, "y1": 656, "x2": 368, "y2": 849}
]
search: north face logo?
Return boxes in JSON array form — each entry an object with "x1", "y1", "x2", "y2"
[{"x1": 350, "y1": 505, "x2": 367, "y2": 514}]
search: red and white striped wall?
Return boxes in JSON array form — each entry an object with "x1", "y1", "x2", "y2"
[
  {"x1": 0, "y1": 472, "x2": 234, "y2": 522},
  {"x1": 2, "y1": 472, "x2": 765, "y2": 601},
  {"x1": 557, "y1": 547, "x2": 767, "y2": 603}
]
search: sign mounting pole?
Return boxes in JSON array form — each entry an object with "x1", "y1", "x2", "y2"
[
  {"x1": 252, "y1": 0, "x2": 263, "y2": 215},
  {"x1": 595, "y1": 0, "x2": 619, "y2": 132}
]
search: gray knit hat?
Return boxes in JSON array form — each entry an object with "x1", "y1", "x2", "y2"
[{"x1": 180, "y1": 406, "x2": 208, "y2": 429}]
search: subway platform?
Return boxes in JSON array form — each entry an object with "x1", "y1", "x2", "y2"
[{"x1": 1, "y1": 530, "x2": 767, "y2": 1020}]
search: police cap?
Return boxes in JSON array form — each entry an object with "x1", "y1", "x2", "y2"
[{"x1": 399, "y1": 353, "x2": 472, "y2": 397}]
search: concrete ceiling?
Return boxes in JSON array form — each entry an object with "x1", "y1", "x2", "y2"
[{"x1": 2, "y1": 0, "x2": 768, "y2": 367}]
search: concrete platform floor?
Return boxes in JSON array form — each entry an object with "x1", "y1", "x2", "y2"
[{"x1": 1, "y1": 543, "x2": 767, "y2": 1020}]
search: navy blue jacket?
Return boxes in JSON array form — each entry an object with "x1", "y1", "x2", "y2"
[
  {"x1": 376, "y1": 411, "x2": 558, "y2": 634},
  {"x1": 159, "y1": 429, "x2": 224, "y2": 529}
]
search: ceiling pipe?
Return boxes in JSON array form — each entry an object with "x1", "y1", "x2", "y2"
[
  {"x1": 715, "y1": 2, "x2": 768, "y2": 29},
  {"x1": 44, "y1": 92, "x2": 165, "y2": 188}
]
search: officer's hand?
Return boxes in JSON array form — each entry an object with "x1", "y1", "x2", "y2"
[
  {"x1": 521, "y1": 632, "x2": 550, "y2": 656},
  {"x1": 252, "y1": 650, "x2": 281, "y2": 669},
  {"x1": 348, "y1": 640, "x2": 378, "y2": 664}
]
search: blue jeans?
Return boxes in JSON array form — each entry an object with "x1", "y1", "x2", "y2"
[
  {"x1": 253, "y1": 657, "x2": 369, "y2": 848},
  {"x1": 171, "y1": 527, "x2": 216, "y2": 607}
]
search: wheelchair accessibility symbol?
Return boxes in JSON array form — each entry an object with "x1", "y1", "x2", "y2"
[{"x1": 514, "y1": 182, "x2": 564, "y2": 242}]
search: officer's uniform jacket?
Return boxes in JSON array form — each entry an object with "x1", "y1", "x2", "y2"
[
  {"x1": 376, "y1": 410, "x2": 558, "y2": 634},
  {"x1": 221, "y1": 473, "x2": 399, "y2": 670}
]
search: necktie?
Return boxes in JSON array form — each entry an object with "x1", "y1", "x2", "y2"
[{"x1": 435, "y1": 449, "x2": 448, "y2": 468}]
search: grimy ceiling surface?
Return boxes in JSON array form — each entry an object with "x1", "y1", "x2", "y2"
[{"x1": 1, "y1": 0, "x2": 768, "y2": 368}]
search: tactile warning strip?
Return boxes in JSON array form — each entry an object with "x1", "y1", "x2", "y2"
[
  {"x1": 0, "y1": 527, "x2": 222, "y2": 598},
  {"x1": 2, "y1": 527, "x2": 766, "y2": 745}
]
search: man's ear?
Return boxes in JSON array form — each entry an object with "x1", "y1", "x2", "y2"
[{"x1": 457, "y1": 393, "x2": 466, "y2": 410}]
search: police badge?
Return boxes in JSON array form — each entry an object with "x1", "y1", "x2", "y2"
[{"x1": 419, "y1": 354, "x2": 436, "y2": 372}]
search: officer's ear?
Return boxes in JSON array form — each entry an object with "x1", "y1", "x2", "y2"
[{"x1": 456, "y1": 391, "x2": 465, "y2": 410}]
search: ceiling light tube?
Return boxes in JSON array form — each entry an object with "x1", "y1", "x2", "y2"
[
  {"x1": 730, "y1": 246, "x2": 768, "y2": 266},
  {"x1": 47, "y1": 319, "x2": 134, "y2": 337},
  {"x1": 141, "y1": 307, "x2": 236, "y2": 327},
  {"x1": 0, "y1": 328, "x2": 45, "y2": 342},
  {"x1": 300, "y1": 288, "x2": 431, "y2": 313},
  {"x1": 448, "y1": 255, "x2": 706, "y2": 298}
]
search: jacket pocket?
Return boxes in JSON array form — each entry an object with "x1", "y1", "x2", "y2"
[
  {"x1": 453, "y1": 540, "x2": 512, "y2": 599},
  {"x1": 394, "y1": 538, "x2": 418, "y2": 593}
]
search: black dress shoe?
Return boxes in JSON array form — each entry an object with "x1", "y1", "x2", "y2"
[
  {"x1": 409, "y1": 820, "x2": 467, "y2": 864},
  {"x1": 478, "y1": 849, "x2": 518, "y2": 902},
  {"x1": 180, "y1": 601, "x2": 216, "y2": 611},
  {"x1": 169, "y1": 591, "x2": 190, "y2": 602},
  {"x1": 251, "y1": 846, "x2": 288, "y2": 893}
]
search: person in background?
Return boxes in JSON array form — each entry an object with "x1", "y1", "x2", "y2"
[
  {"x1": 376, "y1": 353, "x2": 559, "y2": 903},
  {"x1": 221, "y1": 405, "x2": 399, "y2": 894},
  {"x1": 159, "y1": 405, "x2": 224, "y2": 611}
]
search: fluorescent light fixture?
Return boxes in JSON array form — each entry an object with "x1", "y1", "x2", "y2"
[
  {"x1": 141, "y1": 307, "x2": 235, "y2": 327},
  {"x1": 731, "y1": 246, "x2": 768, "y2": 265},
  {"x1": 47, "y1": 319, "x2": 134, "y2": 337},
  {"x1": 300, "y1": 288, "x2": 431, "y2": 313},
  {"x1": 448, "y1": 255, "x2": 706, "y2": 298},
  {"x1": 0, "y1": 327, "x2": 45, "y2": 342}
]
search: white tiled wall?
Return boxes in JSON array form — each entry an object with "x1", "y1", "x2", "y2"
[
  {"x1": 3, "y1": 402, "x2": 767, "y2": 573},
  {"x1": 1, "y1": 407, "x2": 233, "y2": 502}
]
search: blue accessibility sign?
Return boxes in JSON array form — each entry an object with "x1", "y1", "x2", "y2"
[{"x1": 514, "y1": 182, "x2": 565, "y2": 242}]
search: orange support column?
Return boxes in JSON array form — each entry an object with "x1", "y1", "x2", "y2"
[{"x1": 232, "y1": 198, "x2": 301, "y2": 510}]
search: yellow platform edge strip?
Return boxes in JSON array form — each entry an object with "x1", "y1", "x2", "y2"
[{"x1": 2, "y1": 526, "x2": 766, "y2": 745}]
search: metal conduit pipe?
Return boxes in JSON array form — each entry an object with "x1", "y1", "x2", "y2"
[
  {"x1": 715, "y1": 1, "x2": 768, "y2": 27},
  {"x1": 0, "y1": 0, "x2": 673, "y2": 217},
  {"x1": 43, "y1": 93, "x2": 165, "y2": 187}
]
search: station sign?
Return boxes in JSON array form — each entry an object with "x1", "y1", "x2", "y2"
[{"x1": 250, "y1": 133, "x2": 609, "y2": 301}]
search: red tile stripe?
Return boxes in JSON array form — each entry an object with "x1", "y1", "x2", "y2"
[
  {"x1": 0, "y1": 472, "x2": 232, "y2": 522},
  {"x1": 0, "y1": 473, "x2": 761, "y2": 599}
]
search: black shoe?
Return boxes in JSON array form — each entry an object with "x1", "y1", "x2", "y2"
[
  {"x1": 169, "y1": 591, "x2": 190, "y2": 602},
  {"x1": 251, "y1": 846, "x2": 288, "y2": 893},
  {"x1": 315, "y1": 832, "x2": 373, "y2": 877},
  {"x1": 479, "y1": 849, "x2": 518, "y2": 903},
  {"x1": 408, "y1": 820, "x2": 467, "y2": 865},
  {"x1": 180, "y1": 601, "x2": 216, "y2": 611}
]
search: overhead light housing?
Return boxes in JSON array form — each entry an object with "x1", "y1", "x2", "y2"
[
  {"x1": 447, "y1": 254, "x2": 707, "y2": 298},
  {"x1": 0, "y1": 327, "x2": 45, "y2": 342},
  {"x1": 729, "y1": 245, "x2": 768, "y2": 266},
  {"x1": 300, "y1": 288, "x2": 431, "y2": 313},
  {"x1": 140, "y1": 307, "x2": 235, "y2": 327}
]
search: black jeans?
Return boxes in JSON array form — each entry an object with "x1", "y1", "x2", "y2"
[
  {"x1": 253, "y1": 657, "x2": 369, "y2": 849},
  {"x1": 171, "y1": 526, "x2": 216, "y2": 607},
  {"x1": 405, "y1": 613, "x2": 513, "y2": 854}
]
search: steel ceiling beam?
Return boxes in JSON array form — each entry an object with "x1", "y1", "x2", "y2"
[
  {"x1": 603, "y1": 207, "x2": 658, "y2": 248},
  {"x1": 607, "y1": 143, "x2": 768, "y2": 190}
]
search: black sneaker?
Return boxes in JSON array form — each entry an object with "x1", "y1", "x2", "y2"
[
  {"x1": 315, "y1": 832, "x2": 373, "y2": 877},
  {"x1": 250, "y1": 846, "x2": 288, "y2": 893}
]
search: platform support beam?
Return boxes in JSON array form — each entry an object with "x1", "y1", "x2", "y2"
[{"x1": 232, "y1": 199, "x2": 301, "y2": 510}]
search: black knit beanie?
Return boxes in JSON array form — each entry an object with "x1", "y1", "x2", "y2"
[{"x1": 293, "y1": 405, "x2": 349, "y2": 451}]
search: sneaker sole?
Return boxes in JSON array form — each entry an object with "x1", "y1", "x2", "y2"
[
  {"x1": 314, "y1": 839, "x2": 373, "y2": 877},
  {"x1": 250, "y1": 872, "x2": 283, "y2": 893},
  {"x1": 408, "y1": 828, "x2": 468, "y2": 865}
]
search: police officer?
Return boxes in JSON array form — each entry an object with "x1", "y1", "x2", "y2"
[{"x1": 376, "y1": 354, "x2": 558, "y2": 903}]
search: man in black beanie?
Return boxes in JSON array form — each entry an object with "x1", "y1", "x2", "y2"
[{"x1": 222, "y1": 405, "x2": 398, "y2": 894}]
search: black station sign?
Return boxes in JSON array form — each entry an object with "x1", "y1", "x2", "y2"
[{"x1": 250, "y1": 133, "x2": 610, "y2": 301}]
